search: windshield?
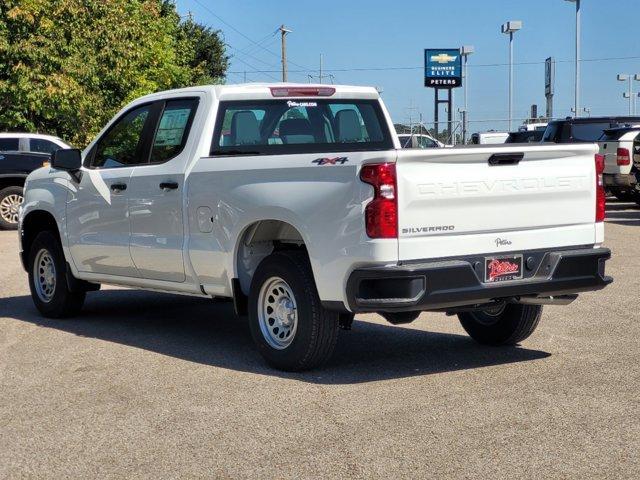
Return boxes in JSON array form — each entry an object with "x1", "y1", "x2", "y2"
[{"x1": 211, "y1": 99, "x2": 392, "y2": 155}]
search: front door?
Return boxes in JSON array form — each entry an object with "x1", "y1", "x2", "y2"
[{"x1": 66, "y1": 104, "x2": 154, "y2": 277}]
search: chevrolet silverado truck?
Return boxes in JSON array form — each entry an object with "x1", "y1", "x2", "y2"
[
  {"x1": 598, "y1": 126, "x2": 640, "y2": 202},
  {"x1": 19, "y1": 84, "x2": 612, "y2": 371}
]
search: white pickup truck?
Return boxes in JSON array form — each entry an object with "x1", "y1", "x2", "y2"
[{"x1": 19, "y1": 83, "x2": 612, "y2": 371}]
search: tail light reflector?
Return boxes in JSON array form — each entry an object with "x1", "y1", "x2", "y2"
[
  {"x1": 595, "y1": 153, "x2": 606, "y2": 222},
  {"x1": 616, "y1": 148, "x2": 631, "y2": 166},
  {"x1": 360, "y1": 163, "x2": 398, "y2": 238}
]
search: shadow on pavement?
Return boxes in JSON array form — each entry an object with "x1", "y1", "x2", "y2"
[
  {"x1": 2, "y1": 290, "x2": 550, "y2": 384},
  {"x1": 605, "y1": 201, "x2": 640, "y2": 226}
]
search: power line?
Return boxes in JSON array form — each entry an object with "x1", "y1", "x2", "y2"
[
  {"x1": 225, "y1": 55, "x2": 640, "y2": 75},
  {"x1": 190, "y1": 0, "x2": 311, "y2": 72}
]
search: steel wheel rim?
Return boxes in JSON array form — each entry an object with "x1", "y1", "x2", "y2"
[
  {"x1": 0, "y1": 193, "x2": 22, "y2": 225},
  {"x1": 257, "y1": 277, "x2": 298, "y2": 350},
  {"x1": 33, "y1": 248, "x2": 56, "y2": 302}
]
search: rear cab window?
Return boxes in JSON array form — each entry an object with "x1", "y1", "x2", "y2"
[{"x1": 211, "y1": 99, "x2": 393, "y2": 155}]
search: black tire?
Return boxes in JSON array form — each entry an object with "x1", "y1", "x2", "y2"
[
  {"x1": 0, "y1": 185, "x2": 23, "y2": 230},
  {"x1": 458, "y1": 304, "x2": 543, "y2": 346},
  {"x1": 28, "y1": 231, "x2": 85, "y2": 318},
  {"x1": 248, "y1": 251, "x2": 339, "y2": 371}
]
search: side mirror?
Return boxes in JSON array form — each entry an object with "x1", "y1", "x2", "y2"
[{"x1": 51, "y1": 148, "x2": 82, "y2": 171}]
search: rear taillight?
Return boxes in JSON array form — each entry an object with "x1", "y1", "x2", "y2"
[
  {"x1": 616, "y1": 147, "x2": 631, "y2": 166},
  {"x1": 360, "y1": 163, "x2": 398, "y2": 238},
  {"x1": 595, "y1": 153, "x2": 606, "y2": 222}
]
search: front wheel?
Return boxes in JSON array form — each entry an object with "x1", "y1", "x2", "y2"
[
  {"x1": 28, "y1": 231, "x2": 86, "y2": 318},
  {"x1": 248, "y1": 251, "x2": 339, "y2": 371},
  {"x1": 458, "y1": 303, "x2": 543, "y2": 345}
]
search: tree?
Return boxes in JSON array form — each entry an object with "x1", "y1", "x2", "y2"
[
  {"x1": 177, "y1": 17, "x2": 228, "y2": 85},
  {"x1": 0, "y1": 0, "x2": 228, "y2": 146}
]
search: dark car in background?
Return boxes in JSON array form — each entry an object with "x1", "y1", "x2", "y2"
[
  {"x1": 0, "y1": 133, "x2": 70, "y2": 229},
  {"x1": 505, "y1": 130, "x2": 544, "y2": 143},
  {"x1": 542, "y1": 116, "x2": 640, "y2": 144}
]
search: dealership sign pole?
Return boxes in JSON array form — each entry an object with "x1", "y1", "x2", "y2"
[{"x1": 425, "y1": 49, "x2": 462, "y2": 143}]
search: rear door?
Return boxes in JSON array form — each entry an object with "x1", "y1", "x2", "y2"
[
  {"x1": 128, "y1": 97, "x2": 200, "y2": 282},
  {"x1": 395, "y1": 143, "x2": 598, "y2": 261}
]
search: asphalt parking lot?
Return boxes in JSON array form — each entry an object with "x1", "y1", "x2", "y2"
[{"x1": 1, "y1": 201, "x2": 639, "y2": 479}]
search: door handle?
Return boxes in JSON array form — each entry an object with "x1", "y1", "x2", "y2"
[
  {"x1": 110, "y1": 183, "x2": 127, "y2": 192},
  {"x1": 488, "y1": 153, "x2": 523, "y2": 166},
  {"x1": 159, "y1": 181, "x2": 179, "y2": 191}
]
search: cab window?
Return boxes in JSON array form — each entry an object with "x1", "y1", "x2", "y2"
[
  {"x1": 91, "y1": 105, "x2": 151, "y2": 168},
  {"x1": 211, "y1": 99, "x2": 392, "y2": 155},
  {"x1": 149, "y1": 99, "x2": 198, "y2": 163}
]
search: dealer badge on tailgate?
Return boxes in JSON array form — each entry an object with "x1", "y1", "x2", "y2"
[{"x1": 484, "y1": 255, "x2": 523, "y2": 283}]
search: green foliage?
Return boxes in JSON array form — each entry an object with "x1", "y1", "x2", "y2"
[{"x1": 0, "y1": 0, "x2": 228, "y2": 146}]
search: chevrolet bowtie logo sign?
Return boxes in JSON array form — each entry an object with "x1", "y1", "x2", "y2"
[
  {"x1": 430, "y1": 53, "x2": 457, "y2": 64},
  {"x1": 425, "y1": 48, "x2": 462, "y2": 88}
]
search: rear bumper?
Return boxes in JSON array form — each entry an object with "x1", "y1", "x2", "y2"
[
  {"x1": 346, "y1": 247, "x2": 612, "y2": 313},
  {"x1": 604, "y1": 173, "x2": 636, "y2": 188}
]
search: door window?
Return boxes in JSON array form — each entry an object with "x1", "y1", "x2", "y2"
[
  {"x1": 29, "y1": 138, "x2": 61, "y2": 154},
  {"x1": 0, "y1": 138, "x2": 19, "y2": 151},
  {"x1": 149, "y1": 99, "x2": 198, "y2": 163},
  {"x1": 91, "y1": 105, "x2": 151, "y2": 168}
]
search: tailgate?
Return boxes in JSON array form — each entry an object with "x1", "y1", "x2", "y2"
[{"x1": 396, "y1": 143, "x2": 599, "y2": 261}]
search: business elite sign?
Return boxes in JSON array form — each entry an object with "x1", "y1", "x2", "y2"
[{"x1": 424, "y1": 49, "x2": 462, "y2": 88}]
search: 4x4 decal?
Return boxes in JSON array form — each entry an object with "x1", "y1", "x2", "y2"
[{"x1": 312, "y1": 157, "x2": 348, "y2": 166}]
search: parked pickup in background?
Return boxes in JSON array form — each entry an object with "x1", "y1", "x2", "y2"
[
  {"x1": 598, "y1": 126, "x2": 640, "y2": 203},
  {"x1": 0, "y1": 133, "x2": 70, "y2": 229},
  {"x1": 18, "y1": 83, "x2": 612, "y2": 371}
]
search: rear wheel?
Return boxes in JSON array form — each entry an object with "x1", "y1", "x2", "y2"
[
  {"x1": 458, "y1": 303, "x2": 543, "y2": 345},
  {"x1": 248, "y1": 251, "x2": 339, "y2": 371},
  {"x1": 0, "y1": 185, "x2": 23, "y2": 230},
  {"x1": 28, "y1": 231, "x2": 85, "y2": 318}
]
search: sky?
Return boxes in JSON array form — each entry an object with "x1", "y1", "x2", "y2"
[{"x1": 176, "y1": 0, "x2": 640, "y2": 132}]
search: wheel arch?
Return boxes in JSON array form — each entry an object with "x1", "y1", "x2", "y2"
[
  {"x1": 20, "y1": 209, "x2": 61, "y2": 271},
  {"x1": 234, "y1": 219, "x2": 308, "y2": 297},
  {"x1": 0, "y1": 175, "x2": 27, "y2": 191}
]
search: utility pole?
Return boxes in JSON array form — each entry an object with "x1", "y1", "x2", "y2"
[
  {"x1": 618, "y1": 74, "x2": 638, "y2": 115},
  {"x1": 565, "y1": 0, "x2": 581, "y2": 117},
  {"x1": 460, "y1": 46, "x2": 474, "y2": 143},
  {"x1": 319, "y1": 54, "x2": 323, "y2": 84},
  {"x1": 279, "y1": 25, "x2": 292, "y2": 82},
  {"x1": 502, "y1": 21, "x2": 522, "y2": 132}
]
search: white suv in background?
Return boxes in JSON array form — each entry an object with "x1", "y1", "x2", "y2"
[{"x1": 397, "y1": 133, "x2": 444, "y2": 148}]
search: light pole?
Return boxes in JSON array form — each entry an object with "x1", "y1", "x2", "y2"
[
  {"x1": 565, "y1": 0, "x2": 581, "y2": 117},
  {"x1": 460, "y1": 45, "x2": 474, "y2": 143},
  {"x1": 502, "y1": 21, "x2": 522, "y2": 131},
  {"x1": 618, "y1": 74, "x2": 639, "y2": 115}
]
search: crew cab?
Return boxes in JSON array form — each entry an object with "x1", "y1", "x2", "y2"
[
  {"x1": 19, "y1": 84, "x2": 612, "y2": 371},
  {"x1": 598, "y1": 126, "x2": 640, "y2": 202},
  {"x1": 0, "y1": 133, "x2": 70, "y2": 229}
]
